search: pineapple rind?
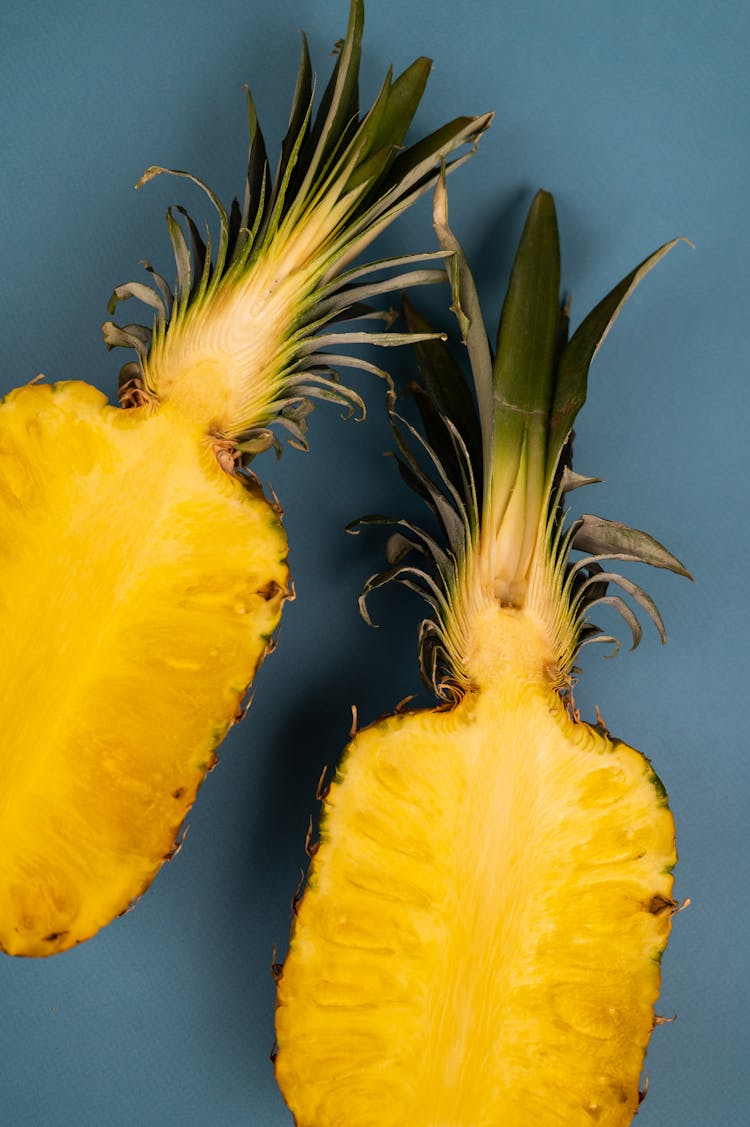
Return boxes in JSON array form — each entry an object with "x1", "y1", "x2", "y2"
[
  {"x1": 0, "y1": 381, "x2": 288, "y2": 956},
  {"x1": 275, "y1": 607, "x2": 675, "y2": 1127}
]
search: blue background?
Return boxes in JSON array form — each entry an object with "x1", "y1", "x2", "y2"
[{"x1": 0, "y1": 1, "x2": 746, "y2": 1123}]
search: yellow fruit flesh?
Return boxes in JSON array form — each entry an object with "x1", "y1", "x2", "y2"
[
  {"x1": 0, "y1": 381, "x2": 288, "y2": 956},
  {"x1": 275, "y1": 607, "x2": 675, "y2": 1126}
]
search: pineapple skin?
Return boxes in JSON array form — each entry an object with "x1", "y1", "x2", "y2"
[
  {"x1": 275, "y1": 606, "x2": 676, "y2": 1126},
  {"x1": 0, "y1": 381, "x2": 288, "y2": 956}
]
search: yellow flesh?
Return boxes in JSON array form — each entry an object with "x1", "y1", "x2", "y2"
[
  {"x1": 275, "y1": 608, "x2": 675, "y2": 1126},
  {"x1": 0, "y1": 381, "x2": 288, "y2": 956}
]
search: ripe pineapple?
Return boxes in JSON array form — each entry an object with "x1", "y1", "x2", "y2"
[
  {"x1": 0, "y1": 0, "x2": 490, "y2": 958},
  {"x1": 274, "y1": 177, "x2": 690, "y2": 1125}
]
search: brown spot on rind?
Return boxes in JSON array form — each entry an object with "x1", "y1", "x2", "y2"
[
  {"x1": 43, "y1": 931, "x2": 68, "y2": 943},
  {"x1": 257, "y1": 579, "x2": 282, "y2": 601},
  {"x1": 270, "y1": 945, "x2": 284, "y2": 983},
  {"x1": 304, "y1": 816, "x2": 319, "y2": 859},
  {"x1": 164, "y1": 825, "x2": 190, "y2": 862},
  {"x1": 118, "y1": 374, "x2": 153, "y2": 410},
  {"x1": 316, "y1": 765, "x2": 330, "y2": 802},
  {"x1": 593, "y1": 704, "x2": 610, "y2": 737},
  {"x1": 232, "y1": 684, "x2": 256, "y2": 726},
  {"x1": 647, "y1": 893, "x2": 679, "y2": 915},
  {"x1": 291, "y1": 869, "x2": 306, "y2": 917},
  {"x1": 212, "y1": 440, "x2": 242, "y2": 477},
  {"x1": 267, "y1": 483, "x2": 283, "y2": 516},
  {"x1": 172, "y1": 787, "x2": 185, "y2": 800}
]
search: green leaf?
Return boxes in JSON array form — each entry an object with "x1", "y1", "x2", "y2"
[
  {"x1": 378, "y1": 56, "x2": 431, "y2": 145},
  {"x1": 101, "y1": 321, "x2": 151, "y2": 356},
  {"x1": 431, "y1": 170, "x2": 493, "y2": 470},
  {"x1": 548, "y1": 237, "x2": 685, "y2": 481},
  {"x1": 358, "y1": 56, "x2": 431, "y2": 167},
  {"x1": 490, "y1": 190, "x2": 560, "y2": 543},
  {"x1": 174, "y1": 206, "x2": 211, "y2": 301},
  {"x1": 241, "y1": 86, "x2": 272, "y2": 242},
  {"x1": 493, "y1": 189, "x2": 560, "y2": 421},
  {"x1": 403, "y1": 296, "x2": 483, "y2": 497},
  {"x1": 377, "y1": 114, "x2": 492, "y2": 208},
  {"x1": 299, "y1": 0, "x2": 364, "y2": 189},
  {"x1": 592, "y1": 594, "x2": 643, "y2": 650},
  {"x1": 572, "y1": 514, "x2": 692, "y2": 578},
  {"x1": 165, "y1": 208, "x2": 192, "y2": 305},
  {"x1": 559, "y1": 467, "x2": 602, "y2": 492},
  {"x1": 318, "y1": 266, "x2": 445, "y2": 318},
  {"x1": 579, "y1": 570, "x2": 669, "y2": 643},
  {"x1": 106, "y1": 281, "x2": 165, "y2": 320},
  {"x1": 346, "y1": 142, "x2": 400, "y2": 193},
  {"x1": 277, "y1": 33, "x2": 313, "y2": 190}
]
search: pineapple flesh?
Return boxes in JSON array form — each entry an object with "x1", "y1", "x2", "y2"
[
  {"x1": 0, "y1": 0, "x2": 490, "y2": 957},
  {"x1": 0, "y1": 382, "x2": 286, "y2": 956},
  {"x1": 274, "y1": 180, "x2": 688, "y2": 1124}
]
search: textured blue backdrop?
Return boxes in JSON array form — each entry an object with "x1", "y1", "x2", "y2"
[{"x1": 0, "y1": 1, "x2": 746, "y2": 1124}]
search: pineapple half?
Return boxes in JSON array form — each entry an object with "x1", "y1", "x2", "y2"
[
  {"x1": 274, "y1": 176, "x2": 690, "y2": 1126},
  {"x1": 0, "y1": 0, "x2": 490, "y2": 958}
]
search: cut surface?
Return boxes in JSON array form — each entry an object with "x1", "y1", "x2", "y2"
[
  {"x1": 275, "y1": 613, "x2": 675, "y2": 1127},
  {"x1": 0, "y1": 381, "x2": 288, "y2": 955}
]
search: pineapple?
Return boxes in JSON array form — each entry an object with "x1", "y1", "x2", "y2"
[
  {"x1": 274, "y1": 176, "x2": 690, "y2": 1125},
  {"x1": 0, "y1": 0, "x2": 490, "y2": 958}
]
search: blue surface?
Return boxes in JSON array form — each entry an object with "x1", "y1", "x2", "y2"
[{"x1": 0, "y1": 1, "x2": 746, "y2": 1124}]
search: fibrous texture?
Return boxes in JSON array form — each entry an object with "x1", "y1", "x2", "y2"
[{"x1": 0, "y1": 382, "x2": 287, "y2": 955}]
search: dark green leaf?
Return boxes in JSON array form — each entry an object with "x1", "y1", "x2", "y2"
[
  {"x1": 359, "y1": 56, "x2": 431, "y2": 166},
  {"x1": 548, "y1": 238, "x2": 683, "y2": 481},
  {"x1": 378, "y1": 115, "x2": 488, "y2": 200},
  {"x1": 572, "y1": 514, "x2": 692, "y2": 578},
  {"x1": 300, "y1": 0, "x2": 363, "y2": 181},
  {"x1": 403, "y1": 297, "x2": 483, "y2": 493},
  {"x1": 277, "y1": 33, "x2": 313, "y2": 190},
  {"x1": 241, "y1": 86, "x2": 272, "y2": 239},
  {"x1": 490, "y1": 190, "x2": 560, "y2": 532},
  {"x1": 493, "y1": 189, "x2": 560, "y2": 418}
]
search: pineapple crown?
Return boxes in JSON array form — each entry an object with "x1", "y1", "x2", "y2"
[
  {"x1": 356, "y1": 174, "x2": 691, "y2": 699},
  {"x1": 102, "y1": 0, "x2": 491, "y2": 456}
]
